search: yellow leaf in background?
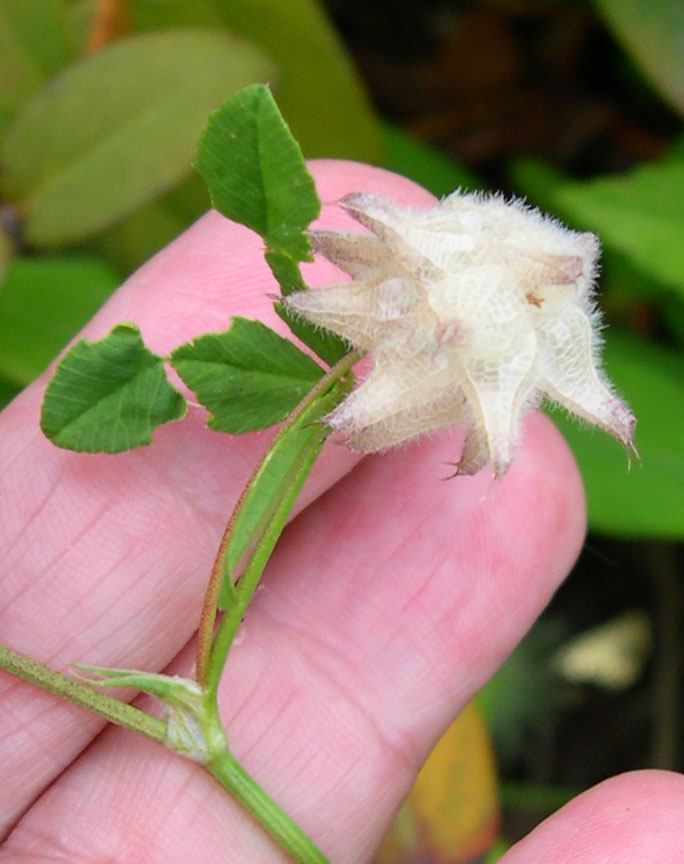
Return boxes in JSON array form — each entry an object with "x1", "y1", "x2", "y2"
[{"x1": 374, "y1": 701, "x2": 499, "y2": 864}]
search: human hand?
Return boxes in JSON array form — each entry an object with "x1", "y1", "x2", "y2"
[{"x1": 1, "y1": 161, "x2": 682, "y2": 862}]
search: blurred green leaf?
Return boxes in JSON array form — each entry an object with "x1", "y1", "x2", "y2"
[
  {"x1": 546, "y1": 330, "x2": 684, "y2": 538},
  {"x1": 95, "y1": 200, "x2": 189, "y2": 276},
  {"x1": 512, "y1": 156, "x2": 684, "y2": 300},
  {"x1": 0, "y1": 375, "x2": 20, "y2": 409},
  {"x1": 660, "y1": 293, "x2": 684, "y2": 345},
  {"x1": 478, "y1": 619, "x2": 567, "y2": 769},
  {"x1": 129, "y1": 0, "x2": 383, "y2": 162},
  {"x1": 1, "y1": 29, "x2": 274, "y2": 246},
  {"x1": 483, "y1": 838, "x2": 511, "y2": 864},
  {"x1": 594, "y1": 0, "x2": 684, "y2": 117},
  {"x1": 0, "y1": 0, "x2": 72, "y2": 136},
  {"x1": 95, "y1": 173, "x2": 210, "y2": 274},
  {"x1": 61, "y1": 0, "x2": 98, "y2": 53},
  {"x1": 0, "y1": 254, "x2": 119, "y2": 385},
  {"x1": 383, "y1": 123, "x2": 480, "y2": 197},
  {"x1": 41, "y1": 323, "x2": 186, "y2": 452},
  {"x1": 509, "y1": 158, "x2": 566, "y2": 209},
  {"x1": 171, "y1": 317, "x2": 324, "y2": 434}
]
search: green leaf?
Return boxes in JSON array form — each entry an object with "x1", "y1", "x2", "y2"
[
  {"x1": 512, "y1": 156, "x2": 684, "y2": 301},
  {"x1": 0, "y1": 255, "x2": 119, "y2": 385},
  {"x1": 218, "y1": 381, "x2": 341, "y2": 608},
  {"x1": 171, "y1": 317, "x2": 324, "y2": 433},
  {"x1": 0, "y1": 375, "x2": 20, "y2": 410},
  {"x1": 1, "y1": 30, "x2": 274, "y2": 246},
  {"x1": 129, "y1": 0, "x2": 384, "y2": 162},
  {"x1": 546, "y1": 330, "x2": 684, "y2": 538},
  {"x1": 194, "y1": 83, "x2": 320, "y2": 263},
  {"x1": 594, "y1": 0, "x2": 684, "y2": 117},
  {"x1": 0, "y1": 0, "x2": 72, "y2": 136},
  {"x1": 40, "y1": 323, "x2": 186, "y2": 452}
]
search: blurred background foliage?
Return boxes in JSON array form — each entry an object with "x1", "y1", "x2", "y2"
[{"x1": 0, "y1": 0, "x2": 682, "y2": 860}]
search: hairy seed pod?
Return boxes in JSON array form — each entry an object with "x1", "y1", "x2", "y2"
[{"x1": 285, "y1": 191, "x2": 636, "y2": 477}]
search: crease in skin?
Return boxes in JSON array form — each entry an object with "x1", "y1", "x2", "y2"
[
  {"x1": 0, "y1": 465, "x2": 69, "y2": 600},
  {"x1": 251, "y1": 602, "x2": 423, "y2": 778}
]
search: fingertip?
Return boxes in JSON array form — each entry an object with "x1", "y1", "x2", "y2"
[{"x1": 502, "y1": 769, "x2": 684, "y2": 863}]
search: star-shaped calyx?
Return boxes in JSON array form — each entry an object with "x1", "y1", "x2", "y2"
[{"x1": 283, "y1": 191, "x2": 636, "y2": 476}]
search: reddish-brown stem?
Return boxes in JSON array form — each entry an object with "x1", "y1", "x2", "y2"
[{"x1": 86, "y1": 0, "x2": 130, "y2": 54}]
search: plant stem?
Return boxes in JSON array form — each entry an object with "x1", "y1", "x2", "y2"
[
  {"x1": 195, "y1": 349, "x2": 361, "y2": 686},
  {"x1": 205, "y1": 744, "x2": 330, "y2": 864},
  {"x1": 86, "y1": 0, "x2": 130, "y2": 53},
  {"x1": 205, "y1": 423, "x2": 325, "y2": 698},
  {"x1": 0, "y1": 642, "x2": 167, "y2": 745}
]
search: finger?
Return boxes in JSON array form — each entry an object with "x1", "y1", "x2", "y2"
[
  {"x1": 0, "y1": 160, "x2": 435, "y2": 832},
  {"x1": 3, "y1": 411, "x2": 586, "y2": 862},
  {"x1": 500, "y1": 770, "x2": 684, "y2": 862}
]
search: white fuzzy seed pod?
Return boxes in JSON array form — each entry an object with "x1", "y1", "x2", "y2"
[{"x1": 285, "y1": 191, "x2": 636, "y2": 477}]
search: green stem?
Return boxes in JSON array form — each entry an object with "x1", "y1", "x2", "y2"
[
  {"x1": 0, "y1": 642, "x2": 167, "y2": 745},
  {"x1": 205, "y1": 743, "x2": 330, "y2": 864},
  {"x1": 205, "y1": 421, "x2": 325, "y2": 698},
  {"x1": 196, "y1": 349, "x2": 361, "y2": 688}
]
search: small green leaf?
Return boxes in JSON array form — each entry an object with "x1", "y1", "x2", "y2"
[
  {"x1": 41, "y1": 323, "x2": 186, "y2": 452},
  {"x1": 0, "y1": 255, "x2": 119, "y2": 385},
  {"x1": 171, "y1": 317, "x2": 324, "y2": 433},
  {"x1": 546, "y1": 330, "x2": 684, "y2": 538},
  {"x1": 194, "y1": 83, "x2": 320, "y2": 263},
  {"x1": 1, "y1": 30, "x2": 274, "y2": 245},
  {"x1": 594, "y1": 0, "x2": 684, "y2": 117}
]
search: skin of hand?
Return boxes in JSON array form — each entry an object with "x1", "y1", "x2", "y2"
[{"x1": 0, "y1": 160, "x2": 682, "y2": 863}]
